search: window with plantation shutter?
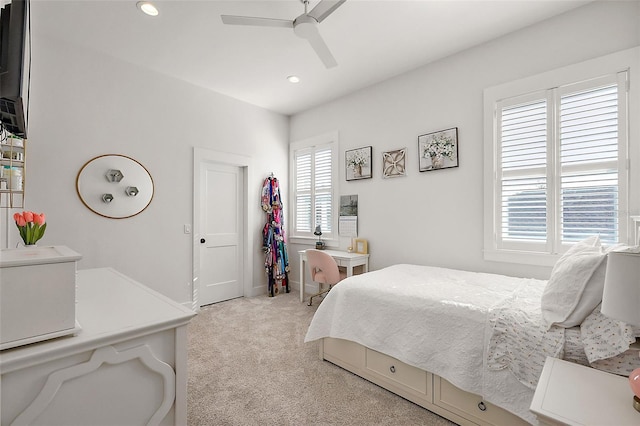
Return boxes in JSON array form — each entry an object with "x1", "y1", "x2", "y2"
[
  {"x1": 314, "y1": 147, "x2": 333, "y2": 234},
  {"x1": 290, "y1": 133, "x2": 338, "y2": 242},
  {"x1": 294, "y1": 150, "x2": 312, "y2": 233},
  {"x1": 499, "y1": 97, "x2": 548, "y2": 245},
  {"x1": 485, "y1": 67, "x2": 630, "y2": 264},
  {"x1": 559, "y1": 84, "x2": 620, "y2": 244}
]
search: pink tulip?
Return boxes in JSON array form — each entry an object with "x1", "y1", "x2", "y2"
[
  {"x1": 16, "y1": 216, "x2": 26, "y2": 227},
  {"x1": 23, "y1": 211, "x2": 34, "y2": 223},
  {"x1": 33, "y1": 213, "x2": 46, "y2": 225},
  {"x1": 13, "y1": 212, "x2": 22, "y2": 222}
]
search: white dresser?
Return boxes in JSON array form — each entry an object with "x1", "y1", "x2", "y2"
[{"x1": 0, "y1": 267, "x2": 196, "y2": 426}]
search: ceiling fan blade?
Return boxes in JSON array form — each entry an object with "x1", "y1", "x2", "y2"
[
  {"x1": 307, "y1": 0, "x2": 346, "y2": 23},
  {"x1": 221, "y1": 15, "x2": 293, "y2": 28},
  {"x1": 306, "y1": 29, "x2": 337, "y2": 69}
]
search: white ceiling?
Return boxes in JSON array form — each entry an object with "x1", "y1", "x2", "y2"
[{"x1": 32, "y1": 0, "x2": 592, "y2": 116}]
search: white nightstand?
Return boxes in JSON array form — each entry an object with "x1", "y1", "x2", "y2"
[{"x1": 530, "y1": 357, "x2": 639, "y2": 425}]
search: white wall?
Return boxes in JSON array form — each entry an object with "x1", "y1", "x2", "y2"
[
  {"x1": 4, "y1": 1, "x2": 637, "y2": 302},
  {"x1": 289, "y1": 1, "x2": 640, "y2": 283},
  {"x1": 5, "y1": 31, "x2": 289, "y2": 304}
]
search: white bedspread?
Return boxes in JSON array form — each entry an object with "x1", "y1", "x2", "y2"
[{"x1": 304, "y1": 264, "x2": 546, "y2": 423}]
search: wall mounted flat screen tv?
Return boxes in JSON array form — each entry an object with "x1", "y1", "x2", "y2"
[{"x1": 0, "y1": 0, "x2": 29, "y2": 137}]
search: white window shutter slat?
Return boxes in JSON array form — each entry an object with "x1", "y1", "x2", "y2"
[
  {"x1": 498, "y1": 98, "x2": 548, "y2": 245},
  {"x1": 560, "y1": 83, "x2": 619, "y2": 244}
]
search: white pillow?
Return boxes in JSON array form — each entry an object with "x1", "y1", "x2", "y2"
[
  {"x1": 541, "y1": 236, "x2": 606, "y2": 328},
  {"x1": 560, "y1": 243, "x2": 629, "y2": 327}
]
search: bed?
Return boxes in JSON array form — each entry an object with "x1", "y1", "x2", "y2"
[{"x1": 304, "y1": 238, "x2": 638, "y2": 425}]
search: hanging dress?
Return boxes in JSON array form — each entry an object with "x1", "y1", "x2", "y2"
[{"x1": 261, "y1": 175, "x2": 290, "y2": 296}]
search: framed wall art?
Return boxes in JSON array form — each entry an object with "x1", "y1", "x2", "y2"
[
  {"x1": 346, "y1": 146, "x2": 372, "y2": 181},
  {"x1": 418, "y1": 127, "x2": 459, "y2": 172},
  {"x1": 382, "y1": 148, "x2": 406, "y2": 178}
]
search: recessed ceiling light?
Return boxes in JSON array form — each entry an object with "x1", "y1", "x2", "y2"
[
  {"x1": 137, "y1": 1, "x2": 159, "y2": 16},
  {"x1": 287, "y1": 75, "x2": 300, "y2": 83}
]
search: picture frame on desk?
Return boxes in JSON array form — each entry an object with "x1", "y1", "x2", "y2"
[{"x1": 354, "y1": 238, "x2": 368, "y2": 254}]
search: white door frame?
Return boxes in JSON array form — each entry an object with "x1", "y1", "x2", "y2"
[{"x1": 192, "y1": 147, "x2": 253, "y2": 311}]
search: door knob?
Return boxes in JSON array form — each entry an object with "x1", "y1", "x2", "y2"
[{"x1": 200, "y1": 238, "x2": 206, "y2": 244}]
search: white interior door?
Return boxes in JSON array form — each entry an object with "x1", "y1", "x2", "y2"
[{"x1": 197, "y1": 162, "x2": 244, "y2": 306}]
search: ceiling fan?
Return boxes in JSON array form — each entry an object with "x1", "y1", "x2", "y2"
[{"x1": 221, "y1": 0, "x2": 346, "y2": 69}]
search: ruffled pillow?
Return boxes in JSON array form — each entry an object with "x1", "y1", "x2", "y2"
[{"x1": 541, "y1": 236, "x2": 606, "y2": 328}]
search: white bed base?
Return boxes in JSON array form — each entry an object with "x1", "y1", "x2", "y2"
[{"x1": 320, "y1": 337, "x2": 530, "y2": 426}]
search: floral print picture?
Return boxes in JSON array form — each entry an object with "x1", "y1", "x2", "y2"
[
  {"x1": 418, "y1": 127, "x2": 459, "y2": 172},
  {"x1": 346, "y1": 146, "x2": 372, "y2": 181}
]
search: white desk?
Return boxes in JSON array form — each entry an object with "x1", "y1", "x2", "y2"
[
  {"x1": 530, "y1": 357, "x2": 639, "y2": 425},
  {"x1": 299, "y1": 249, "x2": 370, "y2": 302}
]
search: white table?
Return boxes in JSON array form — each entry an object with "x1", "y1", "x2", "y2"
[
  {"x1": 299, "y1": 249, "x2": 370, "y2": 302},
  {"x1": 530, "y1": 357, "x2": 639, "y2": 425},
  {"x1": 1, "y1": 267, "x2": 196, "y2": 426}
]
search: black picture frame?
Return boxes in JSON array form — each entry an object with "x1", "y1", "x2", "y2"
[
  {"x1": 346, "y1": 146, "x2": 372, "y2": 181},
  {"x1": 418, "y1": 127, "x2": 459, "y2": 172}
]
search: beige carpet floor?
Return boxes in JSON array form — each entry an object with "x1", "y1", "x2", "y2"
[{"x1": 187, "y1": 292, "x2": 455, "y2": 425}]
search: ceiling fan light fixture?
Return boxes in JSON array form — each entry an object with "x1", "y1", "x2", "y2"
[
  {"x1": 287, "y1": 75, "x2": 300, "y2": 83},
  {"x1": 293, "y1": 15, "x2": 319, "y2": 39},
  {"x1": 137, "y1": 1, "x2": 159, "y2": 17}
]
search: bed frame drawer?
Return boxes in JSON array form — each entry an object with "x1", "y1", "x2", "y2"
[
  {"x1": 365, "y1": 349, "x2": 427, "y2": 395},
  {"x1": 434, "y1": 376, "x2": 528, "y2": 426},
  {"x1": 320, "y1": 338, "x2": 532, "y2": 426}
]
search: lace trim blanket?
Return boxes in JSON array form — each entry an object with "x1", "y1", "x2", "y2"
[
  {"x1": 485, "y1": 286, "x2": 639, "y2": 391},
  {"x1": 580, "y1": 304, "x2": 638, "y2": 363},
  {"x1": 485, "y1": 282, "x2": 565, "y2": 390}
]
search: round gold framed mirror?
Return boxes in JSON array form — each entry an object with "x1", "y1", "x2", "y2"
[{"x1": 76, "y1": 154, "x2": 154, "y2": 219}]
